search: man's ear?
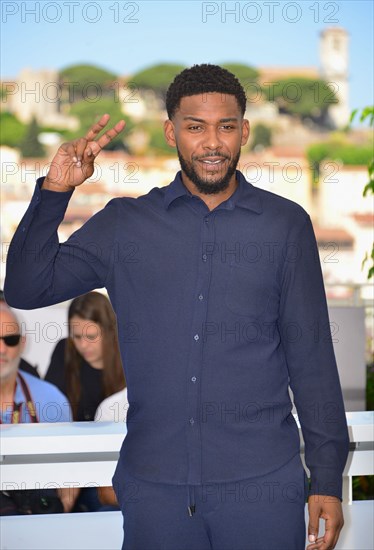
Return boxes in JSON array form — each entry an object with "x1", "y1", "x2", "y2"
[
  {"x1": 241, "y1": 119, "x2": 250, "y2": 146},
  {"x1": 164, "y1": 119, "x2": 176, "y2": 147}
]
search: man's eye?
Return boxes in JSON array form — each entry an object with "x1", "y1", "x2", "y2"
[
  {"x1": 221, "y1": 125, "x2": 234, "y2": 130},
  {"x1": 189, "y1": 125, "x2": 202, "y2": 131}
]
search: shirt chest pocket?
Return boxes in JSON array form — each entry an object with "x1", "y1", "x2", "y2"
[{"x1": 225, "y1": 263, "x2": 273, "y2": 318}]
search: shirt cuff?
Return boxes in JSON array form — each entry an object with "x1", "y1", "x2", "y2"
[
  {"x1": 31, "y1": 177, "x2": 74, "y2": 218},
  {"x1": 308, "y1": 467, "x2": 343, "y2": 502}
]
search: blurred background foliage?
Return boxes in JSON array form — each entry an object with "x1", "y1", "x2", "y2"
[
  {"x1": 0, "y1": 112, "x2": 27, "y2": 147},
  {"x1": 263, "y1": 76, "x2": 338, "y2": 122},
  {"x1": 2, "y1": 62, "x2": 372, "y2": 161},
  {"x1": 131, "y1": 63, "x2": 186, "y2": 97},
  {"x1": 250, "y1": 123, "x2": 272, "y2": 151},
  {"x1": 59, "y1": 64, "x2": 118, "y2": 103},
  {"x1": 307, "y1": 140, "x2": 373, "y2": 182}
]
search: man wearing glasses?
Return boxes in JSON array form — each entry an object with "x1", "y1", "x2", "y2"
[
  {"x1": 0, "y1": 306, "x2": 70, "y2": 425},
  {"x1": 0, "y1": 305, "x2": 72, "y2": 514},
  {"x1": 0, "y1": 291, "x2": 39, "y2": 379}
]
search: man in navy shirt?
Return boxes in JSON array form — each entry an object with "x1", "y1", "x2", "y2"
[{"x1": 5, "y1": 65, "x2": 349, "y2": 549}]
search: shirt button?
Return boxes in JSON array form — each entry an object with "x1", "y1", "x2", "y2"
[
  {"x1": 191, "y1": 376, "x2": 197, "y2": 383},
  {"x1": 193, "y1": 334, "x2": 199, "y2": 341},
  {"x1": 204, "y1": 218, "x2": 209, "y2": 224},
  {"x1": 189, "y1": 418, "x2": 195, "y2": 425},
  {"x1": 198, "y1": 294, "x2": 203, "y2": 301},
  {"x1": 22, "y1": 227, "x2": 26, "y2": 232},
  {"x1": 202, "y1": 254, "x2": 207, "y2": 262}
]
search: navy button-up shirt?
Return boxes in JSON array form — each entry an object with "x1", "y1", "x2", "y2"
[{"x1": 4, "y1": 170, "x2": 349, "y2": 499}]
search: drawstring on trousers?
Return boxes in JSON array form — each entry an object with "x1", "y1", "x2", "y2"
[{"x1": 187, "y1": 485, "x2": 196, "y2": 517}]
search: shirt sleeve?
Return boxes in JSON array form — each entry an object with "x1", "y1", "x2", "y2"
[
  {"x1": 4, "y1": 178, "x2": 117, "y2": 309},
  {"x1": 279, "y1": 214, "x2": 350, "y2": 501}
]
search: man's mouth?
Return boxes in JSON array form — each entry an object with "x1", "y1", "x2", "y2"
[
  {"x1": 198, "y1": 157, "x2": 228, "y2": 168},
  {"x1": 201, "y1": 159, "x2": 224, "y2": 164},
  {"x1": 199, "y1": 154, "x2": 227, "y2": 161}
]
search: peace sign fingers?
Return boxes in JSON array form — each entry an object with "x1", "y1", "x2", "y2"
[
  {"x1": 42, "y1": 114, "x2": 126, "y2": 192},
  {"x1": 84, "y1": 114, "x2": 126, "y2": 157}
]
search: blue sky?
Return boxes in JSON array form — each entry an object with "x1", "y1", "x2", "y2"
[{"x1": 1, "y1": 0, "x2": 373, "y2": 112}]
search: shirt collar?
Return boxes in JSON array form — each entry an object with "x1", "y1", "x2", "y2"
[
  {"x1": 164, "y1": 170, "x2": 262, "y2": 214},
  {"x1": 163, "y1": 171, "x2": 191, "y2": 209}
]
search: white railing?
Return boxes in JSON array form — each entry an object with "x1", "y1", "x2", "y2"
[{"x1": 1, "y1": 411, "x2": 373, "y2": 550}]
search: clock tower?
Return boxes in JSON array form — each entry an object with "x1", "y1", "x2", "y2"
[{"x1": 320, "y1": 27, "x2": 350, "y2": 128}]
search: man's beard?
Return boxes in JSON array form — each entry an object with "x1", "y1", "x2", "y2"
[{"x1": 177, "y1": 148, "x2": 241, "y2": 195}]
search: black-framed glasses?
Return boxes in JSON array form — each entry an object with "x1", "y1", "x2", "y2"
[{"x1": 0, "y1": 334, "x2": 21, "y2": 347}]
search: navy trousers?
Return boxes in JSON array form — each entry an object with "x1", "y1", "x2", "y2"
[{"x1": 113, "y1": 453, "x2": 308, "y2": 550}]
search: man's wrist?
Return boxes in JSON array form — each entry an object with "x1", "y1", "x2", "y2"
[
  {"x1": 42, "y1": 176, "x2": 74, "y2": 193},
  {"x1": 308, "y1": 494, "x2": 342, "y2": 503}
]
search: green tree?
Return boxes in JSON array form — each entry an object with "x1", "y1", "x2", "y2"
[
  {"x1": 59, "y1": 64, "x2": 118, "y2": 104},
  {"x1": 263, "y1": 77, "x2": 338, "y2": 123},
  {"x1": 250, "y1": 124, "x2": 272, "y2": 150},
  {"x1": 67, "y1": 97, "x2": 134, "y2": 151},
  {"x1": 131, "y1": 63, "x2": 186, "y2": 97},
  {"x1": 19, "y1": 117, "x2": 45, "y2": 157},
  {"x1": 307, "y1": 141, "x2": 373, "y2": 182},
  {"x1": 221, "y1": 63, "x2": 259, "y2": 88},
  {"x1": 0, "y1": 112, "x2": 26, "y2": 147},
  {"x1": 138, "y1": 121, "x2": 173, "y2": 156}
]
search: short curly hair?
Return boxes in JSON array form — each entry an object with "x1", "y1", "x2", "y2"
[{"x1": 165, "y1": 64, "x2": 246, "y2": 119}]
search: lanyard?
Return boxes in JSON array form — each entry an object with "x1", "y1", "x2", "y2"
[{"x1": 0, "y1": 373, "x2": 38, "y2": 424}]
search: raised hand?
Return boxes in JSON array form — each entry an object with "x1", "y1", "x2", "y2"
[{"x1": 42, "y1": 114, "x2": 126, "y2": 192}]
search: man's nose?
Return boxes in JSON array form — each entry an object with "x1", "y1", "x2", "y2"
[
  {"x1": 203, "y1": 127, "x2": 222, "y2": 150},
  {"x1": 0, "y1": 338, "x2": 7, "y2": 353}
]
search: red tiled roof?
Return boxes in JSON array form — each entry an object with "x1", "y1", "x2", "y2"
[
  {"x1": 268, "y1": 146, "x2": 306, "y2": 158},
  {"x1": 259, "y1": 67, "x2": 319, "y2": 82},
  {"x1": 314, "y1": 226, "x2": 354, "y2": 246},
  {"x1": 351, "y1": 213, "x2": 374, "y2": 226}
]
